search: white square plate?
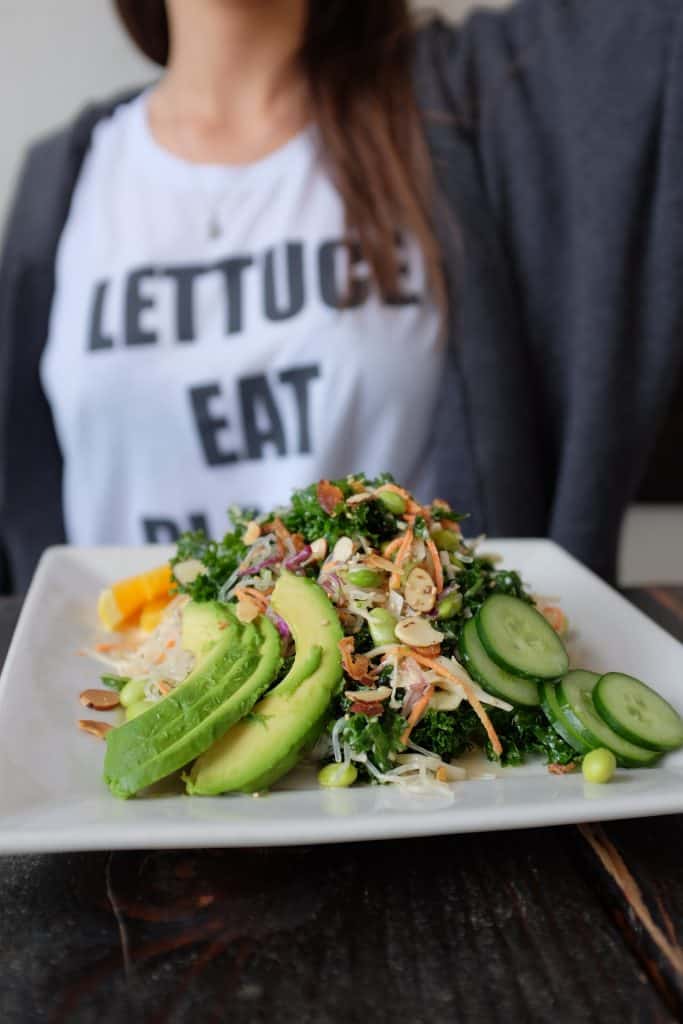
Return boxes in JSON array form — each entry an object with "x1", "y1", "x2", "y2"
[{"x1": 0, "y1": 541, "x2": 681, "y2": 853}]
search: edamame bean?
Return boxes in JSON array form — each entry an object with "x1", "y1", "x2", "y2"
[
  {"x1": 368, "y1": 607, "x2": 398, "y2": 646},
  {"x1": 347, "y1": 568, "x2": 384, "y2": 589},
  {"x1": 318, "y1": 761, "x2": 358, "y2": 788},
  {"x1": 437, "y1": 591, "x2": 463, "y2": 619},
  {"x1": 582, "y1": 748, "x2": 616, "y2": 784},
  {"x1": 125, "y1": 699, "x2": 155, "y2": 722},
  {"x1": 431, "y1": 528, "x2": 460, "y2": 552},
  {"x1": 376, "y1": 490, "x2": 407, "y2": 516},
  {"x1": 120, "y1": 677, "x2": 147, "y2": 708}
]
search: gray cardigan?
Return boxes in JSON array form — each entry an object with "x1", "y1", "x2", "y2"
[{"x1": 1, "y1": 0, "x2": 682, "y2": 592}]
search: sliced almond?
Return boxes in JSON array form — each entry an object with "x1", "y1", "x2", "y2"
[
  {"x1": 79, "y1": 689, "x2": 120, "y2": 710},
  {"x1": 173, "y1": 558, "x2": 207, "y2": 585},
  {"x1": 344, "y1": 686, "x2": 393, "y2": 702},
  {"x1": 78, "y1": 719, "x2": 113, "y2": 740},
  {"x1": 345, "y1": 492, "x2": 373, "y2": 505},
  {"x1": 366, "y1": 554, "x2": 398, "y2": 573},
  {"x1": 243, "y1": 521, "x2": 262, "y2": 546},
  {"x1": 331, "y1": 536, "x2": 354, "y2": 564},
  {"x1": 395, "y1": 616, "x2": 444, "y2": 648},
  {"x1": 310, "y1": 538, "x2": 328, "y2": 561},
  {"x1": 235, "y1": 596, "x2": 261, "y2": 623},
  {"x1": 404, "y1": 567, "x2": 437, "y2": 613}
]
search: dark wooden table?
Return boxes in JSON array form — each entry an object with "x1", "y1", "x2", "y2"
[{"x1": 1, "y1": 590, "x2": 682, "y2": 1024}]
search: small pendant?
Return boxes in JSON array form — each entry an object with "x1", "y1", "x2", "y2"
[{"x1": 208, "y1": 216, "x2": 222, "y2": 240}]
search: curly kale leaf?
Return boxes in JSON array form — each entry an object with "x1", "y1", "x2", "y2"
[
  {"x1": 279, "y1": 476, "x2": 400, "y2": 549},
  {"x1": 170, "y1": 529, "x2": 246, "y2": 602},
  {"x1": 411, "y1": 708, "x2": 482, "y2": 761},
  {"x1": 487, "y1": 707, "x2": 577, "y2": 767},
  {"x1": 411, "y1": 706, "x2": 577, "y2": 767},
  {"x1": 339, "y1": 707, "x2": 406, "y2": 774},
  {"x1": 100, "y1": 674, "x2": 130, "y2": 692}
]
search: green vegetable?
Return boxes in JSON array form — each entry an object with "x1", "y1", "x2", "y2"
[
  {"x1": 411, "y1": 709, "x2": 482, "y2": 761},
  {"x1": 429, "y1": 504, "x2": 467, "y2": 524},
  {"x1": 431, "y1": 528, "x2": 460, "y2": 552},
  {"x1": 318, "y1": 761, "x2": 358, "y2": 788},
  {"x1": 367, "y1": 608, "x2": 397, "y2": 646},
  {"x1": 339, "y1": 708, "x2": 406, "y2": 774},
  {"x1": 347, "y1": 568, "x2": 384, "y2": 589},
  {"x1": 100, "y1": 674, "x2": 130, "y2": 692},
  {"x1": 411, "y1": 706, "x2": 577, "y2": 767},
  {"x1": 279, "y1": 475, "x2": 400, "y2": 550},
  {"x1": 120, "y1": 678, "x2": 147, "y2": 708},
  {"x1": 476, "y1": 595, "x2": 569, "y2": 680},
  {"x1": 436, "y1": 591, "x2": 463, "y2": 620},
  {"x1": 582, "y1": 747, "x2": 616, "y2": 784},
  {"x1": 126, "y1": 699, "x2": 155, "y2": 721},
  {"x1": 171, "y1": 530, "x2": 246, "y2": 602},
  {"x1": 187, "y1": 572, "x2": 343, "y2": 795},
  {"x1": 105, "y1": 613, "x2": 282, "y2": 798},
  {"x1": 489, "y1": 707, "x2": 577, "y2": 766},
  {"x1": 376, "y1": 490, "x2": 406, "y2": 515}
]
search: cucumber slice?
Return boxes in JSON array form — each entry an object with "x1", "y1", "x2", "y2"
[
  {"x1": 540, "y1": 680, "x2": 591, "y2": 755},
  {"x1": 558, "y1": 670, "x2": 659, "y2": 768},
  {"x1": 593, "y1": 673, "x2": 683, "y2": 752},
  {"x1": 476, "y1": 594, "x2": 569, "y2": 681},
  {"x1": 460, "y1": 618, "x2": 540, "y2": 706}
]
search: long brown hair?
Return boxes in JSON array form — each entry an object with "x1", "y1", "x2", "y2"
[{"x1": 113, "y1": 0, "x2": 444, "y2": 309}]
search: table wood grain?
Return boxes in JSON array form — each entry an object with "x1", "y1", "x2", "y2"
[{"x1": 0, "y1": 589, "x2": 681, "y2": 1024}]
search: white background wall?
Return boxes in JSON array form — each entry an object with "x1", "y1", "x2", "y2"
[{"x1": 0, "y1": 0, "x2": 680, "y2": 583}]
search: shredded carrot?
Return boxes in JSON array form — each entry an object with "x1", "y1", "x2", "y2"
[
  {"x1": 158, "y1": 681, "x2": 173, "y2": 696},
  {"x1": 390, "y1": 527, "x2": 414, "y2": 590},
  {"x1": 400, "y1": 685, "x2": 435, "y2": 745},
  {"x1": 426, "y1": 537, "x2": 444, "y2": 593},
  {"x1": 401, "y1": 649, "x2": 503, "y2": 756},
  {"x1": 153, "y1": 652, "x2": 166, "y2": 665},
  {"x1": 94, "y1": 642, "x2": 116, "y2": 653},
  {"x1": 165, "y1": 638, "x2": 176, "y2": 649},
  {"x1": 436, "y1": 766, "x2": 448, "y2": 783},
  {"x1": 383, "y1": 536, "x2": 403, "y2": 558}
]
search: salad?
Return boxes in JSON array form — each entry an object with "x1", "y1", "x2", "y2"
[{"x1": 79, "y1": 474, "x2": 683, "y2": 798}]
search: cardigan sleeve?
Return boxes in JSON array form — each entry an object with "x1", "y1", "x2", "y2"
[{"x1": 419, "y1": 0, "x2": 683, "y2": 576}]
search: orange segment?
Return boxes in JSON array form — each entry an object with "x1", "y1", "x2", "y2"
[
  {"x1": 139, "y1": 594, "x2": 174, "y2": 633},
  {"x1": 98, "y1": 564, "x2": 173, "y2": 631}
]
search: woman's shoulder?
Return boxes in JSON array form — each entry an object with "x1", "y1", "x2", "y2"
[{"x1": 4, "y1": 88, "x2": 143, "y2": 265}]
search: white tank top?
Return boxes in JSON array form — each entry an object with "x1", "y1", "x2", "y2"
[{"x1": 41, "y1": 93, "x2": 443, "y2": 544}]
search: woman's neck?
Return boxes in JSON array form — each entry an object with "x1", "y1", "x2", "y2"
[{"x1": 149, "y1": 0, "x2": 309, "y2": 164}]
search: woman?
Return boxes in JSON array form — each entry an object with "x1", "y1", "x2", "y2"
[{"x1": 0, "y1": 0, "x2": 681, "y2": 592}]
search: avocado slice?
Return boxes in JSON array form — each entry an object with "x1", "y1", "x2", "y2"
[
  {"x1": 181, "y1": 600, "x2": 236, "y2": 663},
  {"x1": 186, "y1": 571, "x2": 343, "y2": 795},
  {"x1": 104, "y1": 604, "x2": 282, "y2": 798}
]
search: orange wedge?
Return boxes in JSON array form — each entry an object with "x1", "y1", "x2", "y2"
[
  {"x1": 139, "y1": 593, "x2": 174, "y2": 633},
  {"x1": 98, "y1": 564, "x2": 173, "y2": 632}
]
